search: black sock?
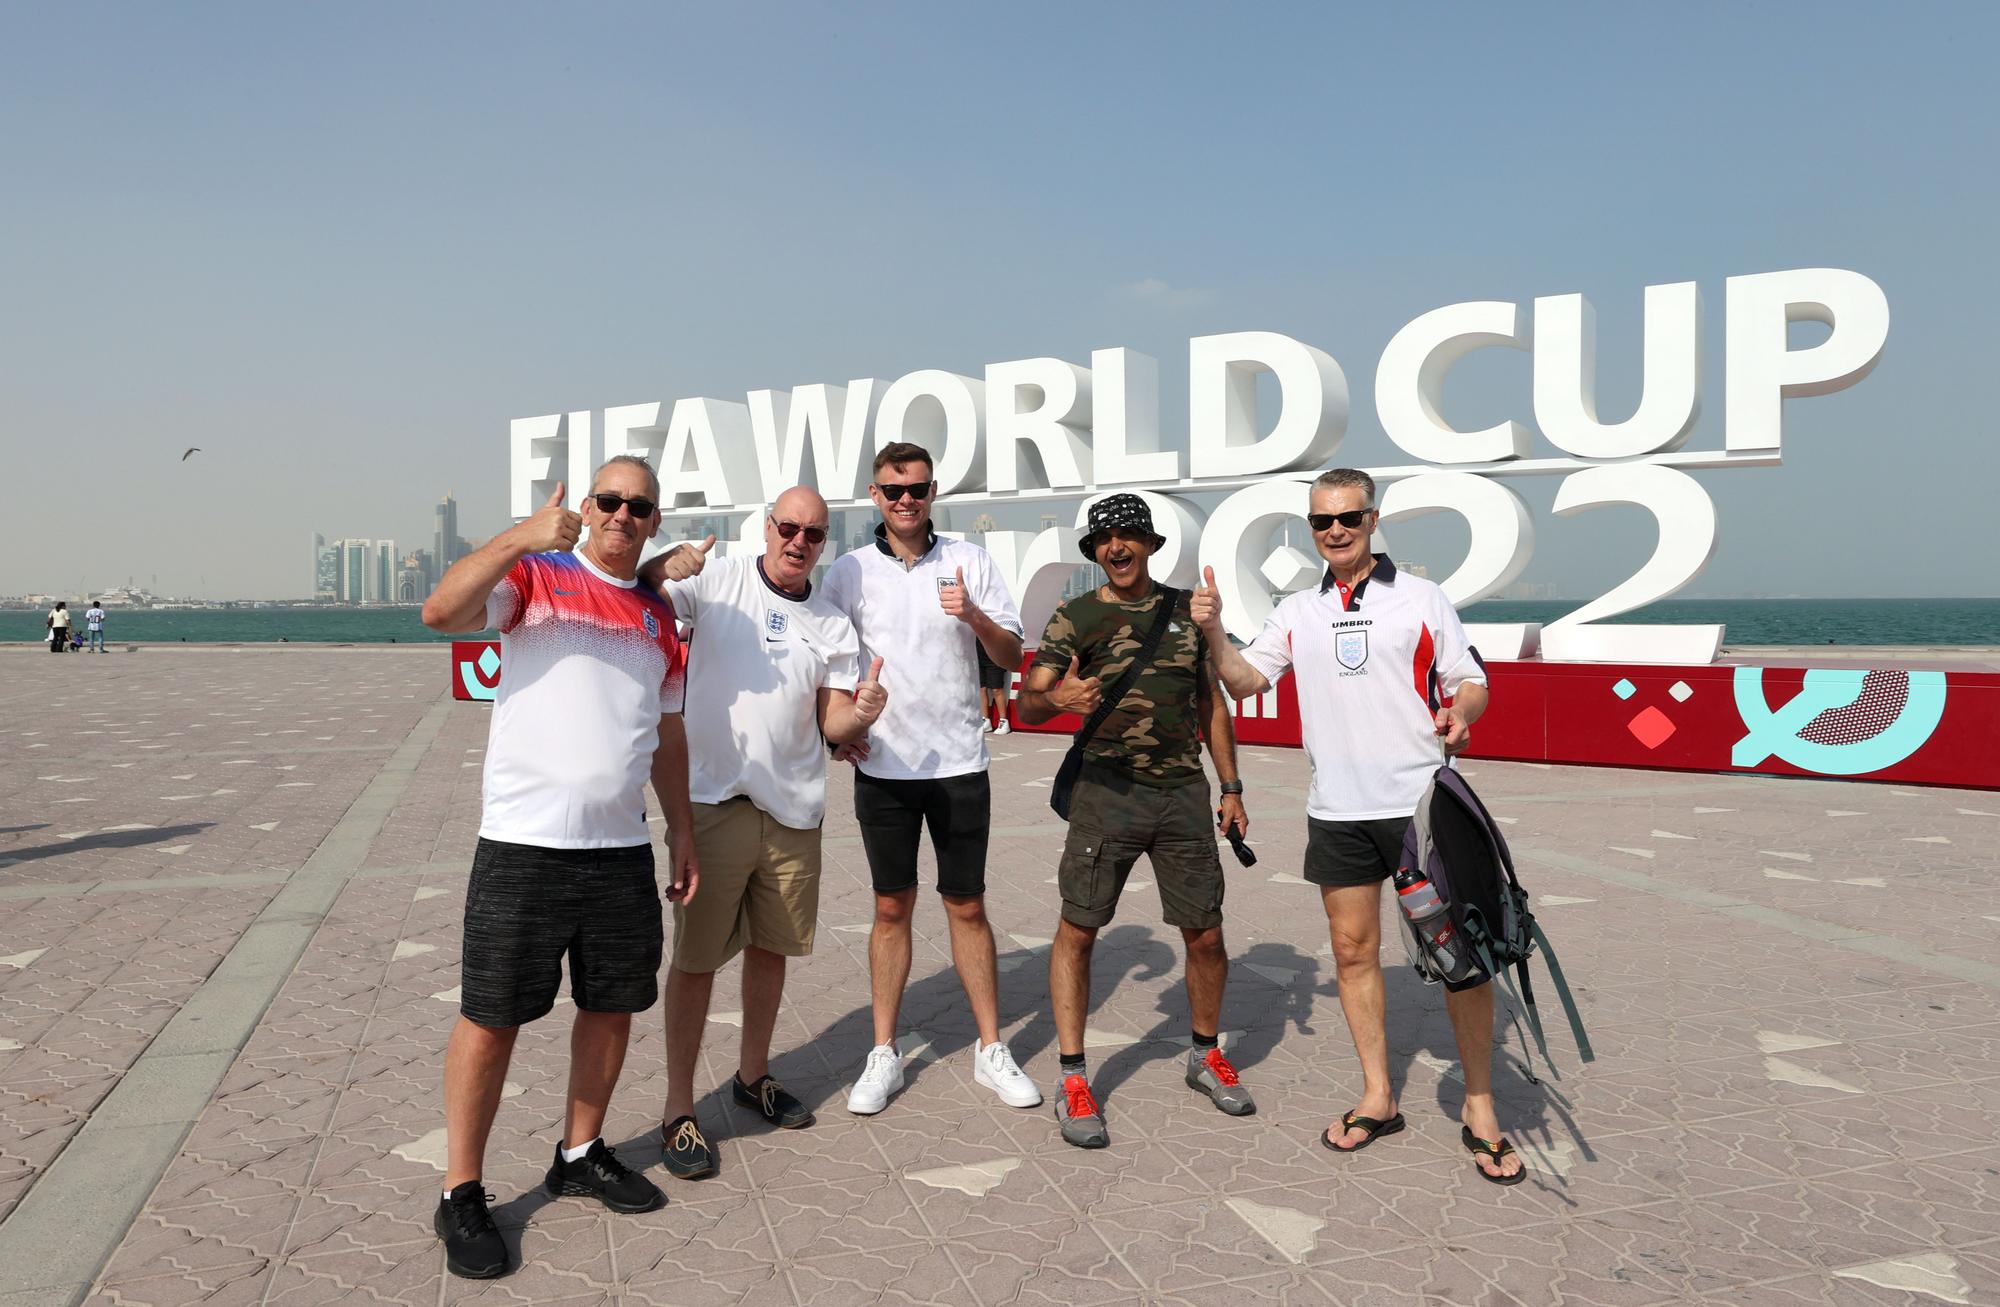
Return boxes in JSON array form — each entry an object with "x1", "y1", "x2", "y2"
[
  {"x1": 1059, "y1": 1052, "x2": 1088, "y2": 1080},
  {"x1": 1191, "y1": 1030, "x2": 1218, "y2": 1052}
]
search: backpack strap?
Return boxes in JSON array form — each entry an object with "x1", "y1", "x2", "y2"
[{"x1": 1529, "y1": 921, "x2": 1596, "y2": 1064}]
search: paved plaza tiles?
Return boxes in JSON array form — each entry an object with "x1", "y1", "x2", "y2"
[{"x1": 2, "y1": 645, "x2": 1998, "y2": 1307}]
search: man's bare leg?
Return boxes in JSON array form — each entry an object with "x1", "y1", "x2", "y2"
[
  {"x1": 869, "y1": 889, "x2": 917, "y2": 1047},
  {"x1": 943, "y1": 893, "x2": 1002, "y2": 1047},
  {"x1": 1180, "y1": 925, "x2": 1227, "y2": 1038},
  {"x1": 444, "y1": 1017, "x2": 518, "y2": 1189},
  {"x1": 661, "y1": 965, "x2": 714, "y2": 1124},
  {"x1": 737, "y1": 946, "x2": 786, "y2": 1085},
  {"x1": 1446, "y1": 980, "x2": 1521, "y2": 1179},
  {"x1": 1049, "y1": 918, "x2": 1097, "y2": 1057},
  {"x1": 563, "y1": 1010, "x2": 631, "y2": 1149},
  {"x1": 1323, "y1": 882, "x2": 1396, "y2": 1148}
]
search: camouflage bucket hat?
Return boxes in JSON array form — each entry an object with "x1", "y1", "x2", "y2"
[{"x1": 1078, "y1": 493, "x2": 1166, "y2": 561}]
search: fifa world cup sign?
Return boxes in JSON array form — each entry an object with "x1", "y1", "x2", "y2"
[{"x1": 508, "y1": 267, "x2": 1889, "y2": 667}]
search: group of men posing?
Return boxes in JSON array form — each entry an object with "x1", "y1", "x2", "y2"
[{"x1": 421, "y1": 443, "x2": 1521, "y2": 1280}]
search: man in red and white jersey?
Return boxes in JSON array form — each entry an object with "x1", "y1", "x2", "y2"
[
  {"x1": 1196, "y1": 468, "x2": 1523, "y2": 1185},
  {"x1": 421, "y1": 456, "x2": 698, "y2": 1277}
]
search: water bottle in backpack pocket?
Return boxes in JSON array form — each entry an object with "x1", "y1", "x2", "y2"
[{"x1": 1393, "y1": 863, "x2": 1483, "y2": 987}]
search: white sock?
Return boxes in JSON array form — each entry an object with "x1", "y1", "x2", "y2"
[{"x1": 560, "y1": 1137, "x2": 598, "y2": 1163}]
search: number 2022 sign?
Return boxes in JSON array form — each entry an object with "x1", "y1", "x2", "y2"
[{"x1": 508, "y1": 267, "x2": 1887, "y2": 665}]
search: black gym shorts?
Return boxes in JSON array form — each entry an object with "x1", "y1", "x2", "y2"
[
  {"x1": 1303, "y1": 816, "x2": 1412, "y2": 888},
  {"x1": 852, "y1": 771, "x2": 992, "y2": 897},
  {"x1": 459, "y1": 837, "x2": 664, "y2": 1028}
]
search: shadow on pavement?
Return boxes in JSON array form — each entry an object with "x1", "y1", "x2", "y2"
[{"x1": 0, "y1": 822, "x2": 216, "y2": 863}]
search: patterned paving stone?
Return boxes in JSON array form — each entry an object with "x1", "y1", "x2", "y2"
[{"x1": 4, "y1": 648, "x2": 2000, "y2": 1304}]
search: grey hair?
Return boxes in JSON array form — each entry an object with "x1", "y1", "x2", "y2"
[
  {"x1": 592, "y1": 454, "x2": 661, "y2": 502},
  {"x1": 1312, "y1": 467, "x2": 1376, "y2": 506}
]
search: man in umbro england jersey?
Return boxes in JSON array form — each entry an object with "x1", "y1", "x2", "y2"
[
  {"x1": 820, "y1": 442, "x2": 1042, "y2": 1116},
  {"x1": 1195, "y1": 468, "x2": 1523, "y2": 1185},
  {"x1": 421, "y1": 456, "x2": 698, "y2": 1277}
]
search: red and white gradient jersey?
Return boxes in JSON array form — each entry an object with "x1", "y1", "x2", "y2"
[
  {"x1": 1240, "y1": 556, "x2": 1486, "y2": 822},
  {"x1": 479, "y1": 550, "x2": 686, "y2": 849}
]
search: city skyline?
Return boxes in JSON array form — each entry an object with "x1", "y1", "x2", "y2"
[{"x1": 3, "y1": 6, "x2": 1996, "y2": 601}]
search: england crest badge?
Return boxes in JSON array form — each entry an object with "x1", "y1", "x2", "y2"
[{"x1": 1336, "y1": 629, "x2": 1369, "y2": 671}]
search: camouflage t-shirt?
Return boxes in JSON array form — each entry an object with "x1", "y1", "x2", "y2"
[{"x1": 1032, "y1": 584, "x2": 1214, "y2": 785}]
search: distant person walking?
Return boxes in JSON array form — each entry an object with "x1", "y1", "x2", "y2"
[
  {"x1": 46, "y1": 601, "x2": 69, "y2": 653},
  {"x1": 84, "y1": 601, "x2": 107, "y2": 653},
  {"x1": 420, "y1": 457, "x2": 696, "y2": 1278},
  {"x1": 976, "y1": 644, "x2": 1012, "y2": 733}
]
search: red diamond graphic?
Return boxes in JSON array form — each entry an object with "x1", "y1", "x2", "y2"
[{"x1": 1627, "y1": 706, "x2": 1676, "y2": 750}]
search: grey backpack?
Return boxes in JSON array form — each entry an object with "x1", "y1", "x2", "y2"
[{"x1": 1399, "y1": 763, "x2": 1595, "y2": 1075}]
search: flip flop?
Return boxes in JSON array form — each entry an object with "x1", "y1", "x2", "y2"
[
  {"x1": 1321, "y1": 1110, "x2": 1406, "y2": 1154},
  {"x1": 1461, "y1": 1125, "x2": 1527, "y2": 1186}
]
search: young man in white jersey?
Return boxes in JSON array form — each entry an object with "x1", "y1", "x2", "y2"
[
  {"x1": 647, "y1": 486, "x2": 887, "y2": 1179},
  {"x1": 819, "y1": 442, "x2": 1041, "y2": 1115},
  {"x1": 1193, "y1": 468, "x2": 1523, "y2": 1184},
  {"x1": 421, "y1": 457, "x2": 698, "y2": 1277}
]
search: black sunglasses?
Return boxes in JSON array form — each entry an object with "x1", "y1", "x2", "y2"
[
  {"x1": 591, "y1": 492, "x2": 658, "y2": 518},
  {"x1": 1307, "y1": 508, "x2": 1375, "y2": 531},
  {"x1": 875, "y1": 480, "x2": 933, "y2": 502},
  {"x1": 770, "y1": 518, "x2": 829, "y2": 545}
]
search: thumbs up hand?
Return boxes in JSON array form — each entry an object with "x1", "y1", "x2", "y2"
[
  {"x1": 938, "y1": 564, "x2": 979, "y2": 622},
  {"x1": 1191, "y1": 564, "x2": 1223, "y2": 633},
  {"x1": 516, "y1": 481, "x2": 583, "y2": 554},
  {"x1": 1051, "y1": 654, "x2": 1103, "y2": 717},
  {"x1": 659, "y1": 534, "x2": 715, "y2": 582},
  {"x1": 853, "y1": 655, "x2": 889, "y2": 725}
]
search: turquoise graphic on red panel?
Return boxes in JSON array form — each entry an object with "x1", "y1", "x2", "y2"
[
  {"x1": 1731, "y1": 667, "x2": 1947, "y2": 775},
  {"x1": 1609, "y1": 674, "x2": 1697, "y2": 749}
]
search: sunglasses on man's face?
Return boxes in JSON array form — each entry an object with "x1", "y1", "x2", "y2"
[
  {"x1": 875, "y1": 481, "x2": 933, "y2": 502},
  {"x1": 590, "y1": 492, "x2": 658, "y2": 518},
  {"x1": 770, "y1": 518, "x2": 829, "y2": 546},
  {"x1": 1307, "y1": 508, "x2": 1375, "y2": 532}
]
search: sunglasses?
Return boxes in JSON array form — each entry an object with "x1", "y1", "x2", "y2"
[
  {"x1": 590, "y1": 492, "x2": 658, "y2": 518},
  {"x1": 770, "y1": 518, "x2": 829, "y2": 546},
  {"x1": 1307, "y1": 508, "x2": 1375, "y2": 532},
  {"x1": 875, "y1": 480, "x2": 933, "y2": 502}
]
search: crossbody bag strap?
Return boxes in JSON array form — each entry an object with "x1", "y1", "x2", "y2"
[{"x1": 1066, "y1": 586, "x2": 1183, "y2": 757}]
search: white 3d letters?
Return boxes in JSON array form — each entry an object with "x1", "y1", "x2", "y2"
[
  {"x1": 985, "y1": 358, "x2": 1093, "y2": 493},
  {"x1": 1377, "y1": 301, "x2": 1530, "y2": 465},
  {"x1": 1724, "y1": 268, "x2": 1890, "y2": 453},
  {"x1": 1534, "y1": 281, "x2": 1702, "y2": 459},
  {"x1": 1188, "y1": 332, "x2": 1347, "y2": 479}
]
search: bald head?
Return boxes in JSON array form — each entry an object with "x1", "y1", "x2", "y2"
[{"x1": 763, "y1": 485, "x2": 832, "y2": 592}]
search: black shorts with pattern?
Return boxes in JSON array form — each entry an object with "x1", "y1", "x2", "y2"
[{"x1": 459, "y1": 837, "x2": 664, "y2": 1028}]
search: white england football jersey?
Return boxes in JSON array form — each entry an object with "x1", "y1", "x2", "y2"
[
  {"x1": 665, "y1": 555, "x2": 861, "y2": 830},
  {"x1": 821, "y1": 527, "x2": 1023, "y2": 781},
  {"x1": 1240, "y1": 556, "x2": 1487, "y2": 822},
  {"x1": 479, "y1": 549, "x2": 687, "y2": 850}
]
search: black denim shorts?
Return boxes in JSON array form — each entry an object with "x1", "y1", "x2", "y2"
[
  {"x1": 853, "y1": 771, "x2": 992, "y2": 897},
  {"x1": 459, "y1": 837, "x2": 663, "y2": 1028}
]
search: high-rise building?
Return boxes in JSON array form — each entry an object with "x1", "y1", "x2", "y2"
[
  {"x1": 341, "y1": 539, "x2": 370, "y2": 604},
  {"x1": 434, "y1": 495, "x2": 460, "y2": 577},
  {"x1": 375, "y1": 541, "x2": 396, "y2": 604},
  {"x1": 314, "y1": 536, "x2": 339, "y2": 602}
]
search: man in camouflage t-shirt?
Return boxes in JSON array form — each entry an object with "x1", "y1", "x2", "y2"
[{"x1": 1018, "y1": 494, "x2": 1253, "y2": 1149}]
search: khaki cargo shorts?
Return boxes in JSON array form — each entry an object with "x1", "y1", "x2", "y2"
[
  {"x1": 1057, "y1": 765, "x2": 1224, "y2": 930},
  {"x1": 670, "y1": 797, "x2": 822, "y2": 973}
]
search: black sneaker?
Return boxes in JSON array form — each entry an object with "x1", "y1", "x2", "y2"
[
  {"x1": 732, "y1": 1074, "x2": 815, "y2": 1129},
  {"x1": 661, "y1": 1114, "x2": 718, "y2": 1180},
  {"x1": 544, "y1": 1139, "x2": 665, "y2": 1213},
  {"x1": 434, "y1": 1181, "x2": 508, "y2": 1279}
]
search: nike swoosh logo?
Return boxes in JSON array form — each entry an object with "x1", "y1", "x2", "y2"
[{"x1": 553, "y1": 588, "x2": 579, "y2": 595}]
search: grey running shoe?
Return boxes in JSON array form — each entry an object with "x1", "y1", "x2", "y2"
[
  {"x1": 1055, "y1": 1073, "x2": 1109, "y2": 1149},
  {"x1": 1186, "y1": 1047, "x2": 1256, "y2": 1116}
]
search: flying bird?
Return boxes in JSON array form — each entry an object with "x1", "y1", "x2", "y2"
[{"x1": 181, "y1": 447, "x2": 201, "y2": 461}]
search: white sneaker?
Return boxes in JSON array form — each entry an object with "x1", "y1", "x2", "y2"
[
  {"x1": 846, "y1": 1043, "x2": 904, "y2": 1115},
  {"x1": 993, "y1": 721, "x2": 1011, "y2": 735},
  {"x1": 973, "y1": 1041, "x2": 1043, "y2": 1108},
  {"x1": 983, "y1": 721, "x2": 996, "y2": 733}
]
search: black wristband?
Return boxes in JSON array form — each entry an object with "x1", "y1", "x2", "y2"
[{"x1": 1219, "y1": 780, "x2": 1244, "y2": 796}]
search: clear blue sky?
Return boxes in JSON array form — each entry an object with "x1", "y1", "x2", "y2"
[{"x1": 3, "y1": 3, "x2": 1994, "y2": 599}]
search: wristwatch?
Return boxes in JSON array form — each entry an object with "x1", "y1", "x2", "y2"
[{"x1": 1219, "y1": 780, "x2": 1244, "y2": 796}]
